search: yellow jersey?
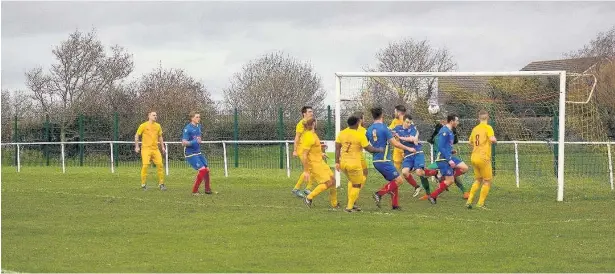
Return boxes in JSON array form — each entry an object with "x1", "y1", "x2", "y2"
[
  {"x1": 469, "y1": 122, "x2": 495, "y2": 160},
  {"x1": 295, "y1": 118, "x2": 306, "y2": 153},
  {"x1": 335, "y1": 128, "x2": 369, "y2": 165},
  {"x1": 136, "y1": 122, "x2": 163, "y2": 150},
  {"x1": 301, "y1": 130, "x2": 324, "y2": 165},
  {"x1": 357, "y1": 124, "x2": 367, "y2": 136},
  {"x1": 388, "y1": 118, "x2": 404, "y2": 156}
]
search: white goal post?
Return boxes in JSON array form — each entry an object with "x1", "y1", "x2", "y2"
[{"x1": 334, "y1": 71, "x2": 568, "y2": 201}]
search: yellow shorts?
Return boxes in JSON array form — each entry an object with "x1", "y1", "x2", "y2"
[
  {"x1": 341, "y1": 162, "x2": 366, "y2": 185},
  {"x1": 142, "y1": 149, "x2": 163, "y2": 166},
  {"x1": 311, "y1": 162, "x2": 334, "y2": 184},
  {"x1": 471, "y1": 156, "x2": 493, "y2": 180},
  {"x1": 361, "y1": 155, "x2": 368, "y2": 170},
  {"x1": 393, "y1": 149, "x2": 404, "y2": 163}
]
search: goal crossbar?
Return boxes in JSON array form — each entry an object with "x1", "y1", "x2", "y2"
[{"x1": 334, "y1": 71, "x2": 568, "y2": 201}]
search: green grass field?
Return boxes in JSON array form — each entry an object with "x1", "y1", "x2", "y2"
[{"x1": 2, "y1": 165, "x2": 614, "y2": 272}]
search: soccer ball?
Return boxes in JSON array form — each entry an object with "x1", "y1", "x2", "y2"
[{"x1": 428, "y1": 104, "x2": 440, "y2": 115}]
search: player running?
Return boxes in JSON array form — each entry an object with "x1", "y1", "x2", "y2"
[
  {"x1": 427, "y1": 114, "x2": 470, "y2": 204},
  {"x1": 335, "y1": 115, "x2": 384, "y2": 212},
  {"x1": 393, "y1": 114, "x2": 428, "y2": 198},
  {"x1": 182, "y1": 111, "x2": 213, "y2": 195},
  {"x1": 466, "y1": 110, "x2": 497, "y2": 209},
  {"x1": 302, "y1": 118, "x2": 338, "y2": 208},
  {"x1": 134, "y1": 111, "x2": 166, "y2": 191},
  {"x1": 368, "y1": 107, "x2": 416, "y2": 210},
  {"x1": 292, "y1": 106, "x2": 315, "y2": 198}
]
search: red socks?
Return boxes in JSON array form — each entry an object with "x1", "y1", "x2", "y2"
[
  {"x1": 192, "y1": 168, "x2": 210, "y2": 193},
  {"x1": 454, "y1": 168, "x2": 463, "y2": 177},
  {"x1": 430, "y1": 182, "x2": 448, "y2": 198},
  {"x1": 377, "y1": 180, "x2": 398, "y2": 196},
  {"x1": 405, "y1": 174, "x2": 418, "y2": 188},
  {"x1": 424, "y1": 169, "x2": 438, "y2": 177}
]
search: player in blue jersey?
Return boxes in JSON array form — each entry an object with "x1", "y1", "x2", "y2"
[
  {"x1": 182, "y1": 111, "x2": 213, "y2": 195},
  {"x1": 393, "y1": 114, "x2": 429, "y2": 198},
  {"x1": 427, "y1": 114, "x2": 469, "y2": 204},
  {"x1": 367, "y1": 107, "x2": 416, "y2": 210}
]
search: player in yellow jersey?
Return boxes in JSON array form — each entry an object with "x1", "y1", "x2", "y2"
[
  {"x1": 335, "y1": 115, "x2": 383, "y2": 212},
  {"x1": 466, "y1": 110, "x2": 497, "y2": 209},
  {"x1": 134, "y1": 111, "x2": 166, "y2": 191},
  {"x1": 353, "y1": 111, "x2": 369, "y2": 177},
  {"x1": 301, "y1": 118, "x2": 338, "y2": 209},
  {"x1": 292, "y1": 106, "x2": 315, "y2": 198},
  {"x1": 388, "y1": 105, "x2": 406, "y2": 172}
]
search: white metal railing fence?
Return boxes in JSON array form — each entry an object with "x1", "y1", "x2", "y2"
[{"x1": 1, "y1": 140, "x2": 613, "y2": 191}]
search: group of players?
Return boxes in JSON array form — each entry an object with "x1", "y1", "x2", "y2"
[
  {"x1": 291, "y1": 105, "x2": 497, "y2": 212},
  {"x1": 132, "y1": 105, "x2": 496, "y2": 211}
]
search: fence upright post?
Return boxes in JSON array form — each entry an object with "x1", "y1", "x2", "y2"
[
  {"x1": 489, "y1": 118, "x2": 496, "y2": 176},
  {"x1": 233, "y1": 108, "x2": 239, "y2": 168},
  {"x1": 79, "y1": 114, "x2": 84, "y2": 166},
  {"x1": 13, "y1": 114, "x2": 18, "y2": 166},
  {"x1": 326, "y1": 105, "x2": 333, "y2": 140},
  {"x1": 44, "y1": 115, "x2": 50, "y2": 166},
  {"x1": 278, "y1": 107, "x2": 284, "y2": 169},
  {"x1": 114, "y1": 112, "x2": 119, "y2": 167}
]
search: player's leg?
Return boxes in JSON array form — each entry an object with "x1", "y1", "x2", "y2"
[
  {"x1": 428, "y1": 161, "x2": 455, "y2": 204},
  {"x1": 140, "y1": 149, "x2": 152, "y2": 189},
  {"x1": 344, "y1": 166, "x2": 364, "y2": 211},
  {"x1": 393, "y1": 151, "x2": 403, "y2": 172},
  {"x1": 292, "y1": 154, "x2": 308, "y2": 197},
  {"x1": 198, "y1": 155, "x2": 213, "y2": 194},
  {"x1": 361, "y1": 156, "x2": 368, "y2": 177},
  {"x1": 187, "y1": 156, "x2": 206, "y2": 195},
  {"x1": 412, "y1": 153, "x2": 428, "y2": 198},
  {"x1": 152, "y1": 149, "x2": 166, "y2": 190},
  {"x1": 373, "y1": 162, "x2": 400, "y2": 208},
  {"x1": 401, "y1": 156, "x2": 420, "y2": 190},
  {"x1": 453, "y1": 157, "x2": 469, "y2": 198},
  {"x1": 420, "y1": 162, "x2": 438, "y2": 200},
  {"x1": 477, "y1": 163, "x2": 494, "y2": 208},
  {"x1": 466, "y1": 159, "x2": 484, "y2": 208},
  {"x1": 304, "y1": 165, "x2": 335, "y2": 207}
]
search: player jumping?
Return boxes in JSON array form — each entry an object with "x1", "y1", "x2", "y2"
[
  {"x1": 182, "y1": 111, "x2": 213, "y2": 195},
  {"x1": 389, "y1": 105, "x2": 407, "y2": 172},
  {"x1": 368, "y1": 107, "x2": 416, "y2": 210},
  {"x1": 393, "y1": 114, "x2": 428, "y2": 198},
  {"x1": 466, "y1": 110, "x2": 497, "y2": 209},
  {"x1": 292, "y1": 106, "x2": 315, "y2": 198}
]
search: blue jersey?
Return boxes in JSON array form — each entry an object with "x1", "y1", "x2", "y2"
[
  {"x1": 366, "y1": 122, "x2": 394, "y2": 162},
  {"x1": 436, "y1": 125, "x2": 454, "y2": 161},
  {"x1": 393, "y1": 124, "x2": 422, "y2": 156},
  {"x1": 182, "y1": 123, "x2": 202, "y2": 157}
]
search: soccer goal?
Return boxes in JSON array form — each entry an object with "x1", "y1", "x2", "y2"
[{"x1": 334, "y1": 71, "x2": 614, "y2": 202}]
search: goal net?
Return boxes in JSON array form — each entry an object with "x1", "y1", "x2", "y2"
[{"x1": 335, "y1": 71, "x2": 613, "y2": 202}]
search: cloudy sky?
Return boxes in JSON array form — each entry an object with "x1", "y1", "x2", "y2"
[{"x1": 2, "y1": 1, "x2": 615, "y2": 103}]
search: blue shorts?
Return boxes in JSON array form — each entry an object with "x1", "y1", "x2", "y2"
[
  {"x1": 186, "y1": 154, "x2": 208, "y2": 170},
  {"x1": 373, "y1": 161, "x2": 400, "y2": 181},
  {"x1": 402, "y1": 152, "x2": 426, "y2": 171},
  {"x1": 436, "y1": 156, "x2": 463, "y2": 177}
]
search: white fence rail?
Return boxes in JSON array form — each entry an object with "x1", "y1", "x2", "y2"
[{"x1": 1, "y1": 140, "x2": 613, "y2": 192}]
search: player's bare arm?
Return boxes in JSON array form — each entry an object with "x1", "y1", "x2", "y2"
[
  {"x1": 134, "y1": 133, "x2": 140, "y2": 153},
  {"x1": 293, "y1": 132, "x2": 301, "y2": 157},
  {"x1": 159, "y1": 136, "x2": 166, "y2": 154},
  {"x1": 363, "y1": 144, "x2": 384, "y2": 154},
  {"x1": 334, "y1": 142, "x2": 342, "y2": 171},
  {"x1": 301, "y1": 150, "x2": 311, "y2": 182},
  {"x1": 389, "y1": 137, "x2": 415, "y2": 153}
]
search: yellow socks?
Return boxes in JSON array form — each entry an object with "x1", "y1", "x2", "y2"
[
  {"x1": 328, "y1": 187, "x2": 338, "y2": 207},
  {"x1": 294, "y1": 173, "x2": 305, "y2": 189},
  {"x1": 307, "y1": 184, "x2": 328, "y2": 200},
  {"x1": 467, "y1": 181, "x2": 481, "y2": 204},
  {"x1": 478, "y1": 183, "x2": 491, "y2": 206},
  {"x1": 141, "y1": 165, "x2": 148, "y2": 186},
  {"x1": 156, "y1": 165, "x2": 164, "y2": 185},
  {"x1": 346, "y1": 184, "x2": 361, "y2": 210}
]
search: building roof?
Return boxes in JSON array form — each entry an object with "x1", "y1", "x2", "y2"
[{"x1": 520, "y1": 57, "x2": 602, "y2": 73}]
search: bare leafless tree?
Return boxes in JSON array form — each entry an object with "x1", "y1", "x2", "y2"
[
  {"x1": 223, "y1": 51, "x2": 326, "y2": 120},
  {"x1": 363, "y1": 38, "x2": 457, "y2": 108},
  {"x1": 133, "y1": 65, "x2": 214, "y2": 139},
  {"x1": 1, "y1": 89, "x2": 35, "y2": 142},
  {"x1": 566, "y1": 25, "x2": 615, "y2": 58},
  {"x1": 24, "y1": 29, "x2": 133, "y2": 141}
]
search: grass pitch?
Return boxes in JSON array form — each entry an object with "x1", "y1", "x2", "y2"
[{"x1": 1, "y1": 166, "x2": 614, "y2": 272}]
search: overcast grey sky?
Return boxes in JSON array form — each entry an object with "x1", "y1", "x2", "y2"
[{"x1": 2, "y1": 1, "x2": 615, "y2": 103}]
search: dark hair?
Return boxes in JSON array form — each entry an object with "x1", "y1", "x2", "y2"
[
  {"x1": 301, "y1": 106, "x2": 313, "y2": 114},
  {"x1": 403, "y1": 114, "x2": 413, "y2": 121},
  {"x1": 447, "y1": 114, "x2": 459, "y2": 123},
  {"x1": 395, "y1": 105, "x2": 407, "y2": 112},
  {"x1": 370, "y1": 107, "x2": 383, "y2": 120},
  {"x1": 347, "y1": 116, "x2": 359, "y2": 127},
  {"x1": 352, "y1": 111, "x2": 364, "y2": 120}
]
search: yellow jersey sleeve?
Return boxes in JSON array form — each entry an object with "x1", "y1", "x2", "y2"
[
  {"x1": 296, "y1": 119, "x2": 305, "y2": 135},
  {"x1": 359, "y1": 132, "x2": 369, "y2": 148},
  {"x1": 487, "y1": 125, "x2": 495, "y2": 138},
  {"x1": 157, "y1": 123, "x2": 163, "y2": 137},
  {"x1": 469, "y1": 127, "x2": 477, "y2": 145},
  {"x1": 388, "y1": 119, "x2": 398, "y2": 130},
  {"x1": 136, "y1": 123, "x2": 146, "y2": 136}
]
